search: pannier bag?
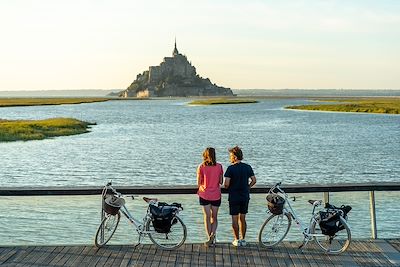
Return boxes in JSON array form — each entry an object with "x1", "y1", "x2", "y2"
[
  {"x1": 319, "y1": 204, "x2": 352, "y2": 236},
  {"x1": 319, "y1": 211, "x2": 342, "y2": 236},
  {"x1": 150, "y1": 203, "x2": 179, "y2": 233},
  {"x1": 266, "y1": 194, "x2": 285, "y2": 215},
  {"x1": 103, "y1": 196, "x2": 125, "y2": 215}
]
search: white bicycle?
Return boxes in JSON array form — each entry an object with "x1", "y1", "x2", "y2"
[
  {"x1": 258, "y1": 182, "x2": 352, "y2": 254},
  {"x1": 95, "y1": 182, "x2": 187, "y2": 250}
]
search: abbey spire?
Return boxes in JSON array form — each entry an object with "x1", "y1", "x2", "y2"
[{"x1": 172, "y1": 38, "x2": 179, "y2": 56}]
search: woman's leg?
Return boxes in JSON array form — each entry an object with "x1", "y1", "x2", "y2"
[
  {"x1": 202, "y1": 204, "x2": 212, "y2": 237},
  {"x1": 210, "y1": 205, "x2": 219, "y2": 236}
]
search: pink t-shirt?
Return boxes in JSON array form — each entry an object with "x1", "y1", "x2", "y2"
[{"x1": 197, "y1": 163, "x2": 223, "y2": 201}]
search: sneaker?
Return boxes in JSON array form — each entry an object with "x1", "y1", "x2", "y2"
[
  {"x1": 232, "y1": 239, "x2": 240, "y2": 247},
  {"x1": 240, "y1": 239, "x2": 247, "y2": 246},
  {"x1": 204, "y1": 233, "x2": 215, "y2": 247}
]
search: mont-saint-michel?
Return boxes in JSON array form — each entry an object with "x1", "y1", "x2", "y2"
[{"x1": 118, "y1": 42, "x2": 233, "y2": 98}]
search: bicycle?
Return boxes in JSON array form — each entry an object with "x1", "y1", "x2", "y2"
[
  {"x1": 94, "y1": 182, "x2": 187, "y2": 250},
  {"x1": 258, "y1": 182, "x2": 352, "y2": 254}
]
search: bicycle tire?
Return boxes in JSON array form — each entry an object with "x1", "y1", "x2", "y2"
[
  {"x1": 146, "y1": 216, "x2": 187, "y2": 250},
  {"x1": 258, "y1": 212, "x2": 291, "y2": 247},
  {"x1": 311, "y1": 216, "x2": 351, "y2": 254},
  {"x1": 95, "y1": 212, "x2": 121, "y2": 248}
]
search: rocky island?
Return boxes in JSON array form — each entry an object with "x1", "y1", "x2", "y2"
[{"x1": 118, "y1": 41, "x2": 233, "y2": 98}]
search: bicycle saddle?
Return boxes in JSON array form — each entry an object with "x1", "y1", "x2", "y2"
[
  {"x1": 143, "y1": 197, "x2": 158, "y2": 203},
  {"x1": 308, "y1": 199, "x2": 320, "y2": 205}
]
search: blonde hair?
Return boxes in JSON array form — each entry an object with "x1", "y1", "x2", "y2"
[{"x1": 202, "y1": 147, "x2": 216, "y2": 166}]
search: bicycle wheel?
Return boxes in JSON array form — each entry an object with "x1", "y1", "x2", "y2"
[
  {"x1": 311, "y1": 216, "x2": 351, "y2": 254},
  {"x1": 95, "y1": 212, "x2": 121, "y2": 248},
  {"x1": 147, "y1": 216, "x2": 187, "y2": 250},
  {"x1": 258, "y1": 212, "x2": 291, "y2": 247}
]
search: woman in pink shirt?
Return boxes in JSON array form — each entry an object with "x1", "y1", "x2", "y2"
[{"x1": 197, "y1": 147, "x2": 223, "y2": 246}]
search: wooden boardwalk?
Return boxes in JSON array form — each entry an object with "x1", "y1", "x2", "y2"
[{"x1": 1, "y1": 239, "x2": 400, "y2": 267}]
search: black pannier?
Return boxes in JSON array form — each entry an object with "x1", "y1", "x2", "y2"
[
  {"x1": 319, "y1": 211, "x2": 342, "y2": 236},
  {"x1": 149, "y1": 203, "x2": 177, "y2": 233},
  {"x1": 319, "y1": 204, "x2": 352, "y2": 236},
  {"x1": 266, "y1": 194, "x2": 285, "y2": 215}
]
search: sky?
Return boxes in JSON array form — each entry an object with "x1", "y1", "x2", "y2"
[{"x1": 0, "y1": 0, "x2": 399, "y2": 91}]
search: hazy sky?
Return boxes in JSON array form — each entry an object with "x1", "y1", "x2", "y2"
[{"x1": 1, "y1": 0, "x2": 399, "y2": 90}]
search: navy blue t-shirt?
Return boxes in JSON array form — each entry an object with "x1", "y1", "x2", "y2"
[{"x1": 224, "y1": 162, "x2": 255, "y2": 202}]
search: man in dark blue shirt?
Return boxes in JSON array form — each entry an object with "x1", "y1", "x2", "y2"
[{"x1": 224, "y1": 146, "x2": 256, "y2": 247}]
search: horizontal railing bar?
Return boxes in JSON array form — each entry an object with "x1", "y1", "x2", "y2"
[{"x1": 0, "y1": 182, "x2": 399, "y2": 196}]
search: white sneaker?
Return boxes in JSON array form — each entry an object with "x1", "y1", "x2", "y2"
[
  {"x1": 240, "y1": 239, "x2": 247, "y2": 246},
  {"x1": 232, "y1": 239, "x2": 240, "y2": 247}
]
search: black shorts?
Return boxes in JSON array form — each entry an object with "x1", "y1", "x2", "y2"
[
  {"x1": 199, "y1": 197, "x2": 221, "y2": 207},
  {"x1": 229, "y1": 200, "x2": 249, "y2": 215}
]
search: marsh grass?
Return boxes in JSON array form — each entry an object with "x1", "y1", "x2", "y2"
[
  {"x1": 188, "y1": 98, "x2": 258, "y2": 105},
  {"x1": 0, "y1": 118, "x2": 95, "y2": 142},
  {"x1": 0, "y1": 97, "x2": 109, "y2": 107},
  {"x1": 286, "y1": 98, "x2": 400, "y2": 114}
]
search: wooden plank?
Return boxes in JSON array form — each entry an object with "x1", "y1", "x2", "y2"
[
  {"x1": 282, "y1": 242, "x2": 306, "y2": 267},
  {"x1": 348, "y1": 240, "x2": 377, "y2": 266},
  {"x1": 365, "y1": 240, "x2": 390, "y2": 266},
  {"x1": 198, "y1": 243, "x2": 207, "y2": 266},
  {"x1": 220, "y1": 243, "x2": 231, "y2": 267},
  {"x1": 374, "y1": 240, "x2": 400, "y2": 266},
  {"x1": 123, "y1": 244, "x2": 142, "y2": 267},
  {"x1": 62, "y1": 246, "x2": 87, "y2": 266},
  {"x1": 0, "y1": 247, "x2": 18, "y2": 265},
  {"x1": 228, "y1": 242, "x2": 240, "y2": 267},
  {"x1": 31, "y1": 246, "x2": 58, "y2": 266},
  {"x1": 76, "y1": 246, "x2": 101, "y2": 267},
  {"x1": 181, "y1": 243, "x2": 193, "y2": 267},
  {"x1": 133, "y1": 244, "x2": 149, "y2": 267},
  {"x1": 249, "y1": 243, "x2": 263, "y2": 267},
  {"x1": 175, "y1": 246, "x2": 186, "y2": 266},
  {"x1": 214, "y1": 243, "x2": 224, "y2": 267},
  {"x1": 103, "y1": 245, "x2": 124, "y2": 267},
  {"x1": 87, "y1": 246, "x2": 110, "y2": 267},
  {"x1": 2, "y1": 240, "x2": 400, "y2": 266},
  {"x1": 69, "y1": 246, "x2": 93, "y2": 267},
  {"x1": 20, "y1": 246, "x2": 51, "y2": 266},
  {"x1": 257, "y1": 243, "x2": 278, "y2": 267},
  {"x1": 1, "y1": 246, "x2": 35, "y2": 265}
]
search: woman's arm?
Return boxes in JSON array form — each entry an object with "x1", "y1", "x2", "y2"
[{"x1": 197, "y1": 165, "x2": 203, "y2": 187}]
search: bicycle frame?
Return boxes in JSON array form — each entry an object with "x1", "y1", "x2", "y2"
[
  {"x1": 100, "y1": 184, "x2": 154, "y2": 239},
  {"x1": 271, "y1": 184, "x2": 322, "y2": 241}
]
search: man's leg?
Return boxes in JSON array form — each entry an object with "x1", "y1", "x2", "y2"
[
  {"x1": 231, "y1": 215, "x2": 240, "y2": 240},
  {"x1": 239, "y1": 214, "x2": 247, "y2": 239}
]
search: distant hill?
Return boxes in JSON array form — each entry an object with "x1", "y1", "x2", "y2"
[
  {"x1": 118, "y1": 41, "x2": 233, "y2": 98},
  {"x1": 233, "y1": 89, "x2": 400, "y2": 97},
  {"x1": 0, "y1": 89, "x2": 120, "y2": 98}
]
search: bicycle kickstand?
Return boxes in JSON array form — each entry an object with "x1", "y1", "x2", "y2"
[{"x1": 298, "y1": 238, "x2": 309, "y2": 250}]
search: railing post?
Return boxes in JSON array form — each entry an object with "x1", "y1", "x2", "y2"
[
  {"x1": 369, "y1": 191, "x2": 377, "y2": 239},
  {"x1": 323, "y1": 192, "x2": 329, "y2": 205}
]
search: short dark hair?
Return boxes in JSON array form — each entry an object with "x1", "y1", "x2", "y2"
[{"x1": 229, "y1": 146, "x2": 243, "y2": 160}]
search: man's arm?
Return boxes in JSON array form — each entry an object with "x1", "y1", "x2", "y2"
[
  {"x1": 249, "y1": 175, "x2": 256, "y2": 188},
  {"x1": 224, "y1": 177, "x2": 231, "y2": 188}
]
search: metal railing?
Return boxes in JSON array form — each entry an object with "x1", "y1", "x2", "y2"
[{"x1": 1, "y1": 182, "x2": 399, "y2": 239}]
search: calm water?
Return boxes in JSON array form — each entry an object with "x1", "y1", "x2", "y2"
[{"x1": 0, "y1": 99, "x2": 399, "y2": 245}]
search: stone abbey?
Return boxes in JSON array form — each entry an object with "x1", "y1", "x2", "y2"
[{"x1": 119, "y1": 41, "x2": 233, "y2": 97}]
